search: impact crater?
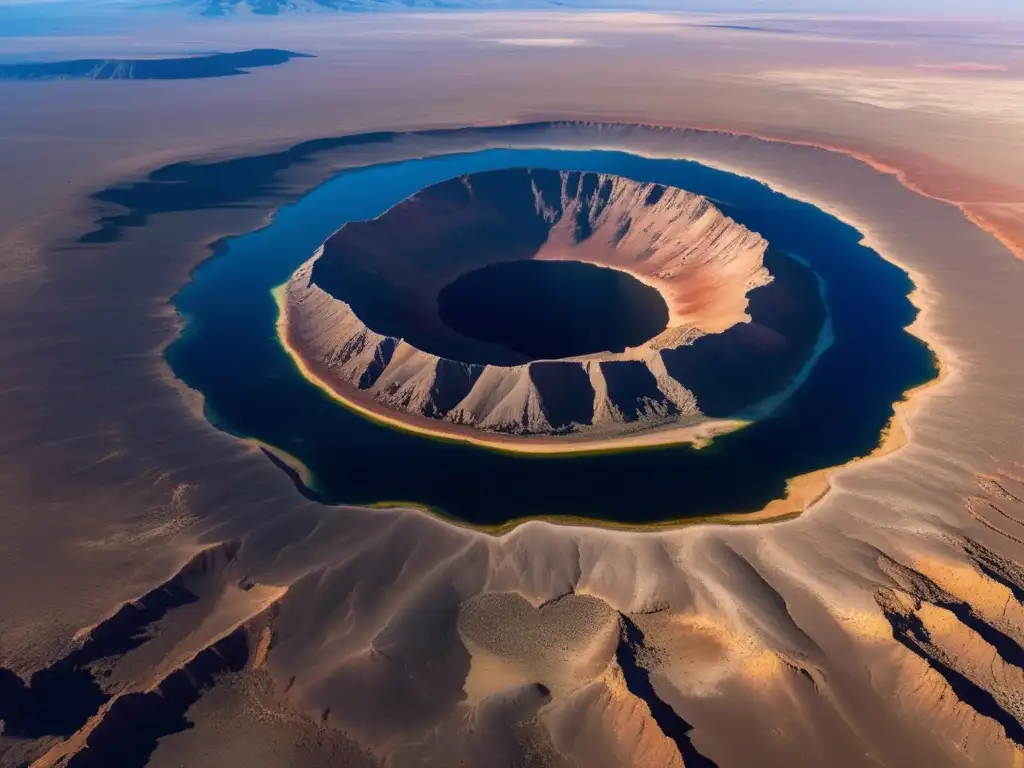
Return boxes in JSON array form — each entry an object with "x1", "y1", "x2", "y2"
[{"x1": 279, "y1": 167, "x2": 826, "y2": 449}]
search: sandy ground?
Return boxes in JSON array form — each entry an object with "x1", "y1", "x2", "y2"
[{"x1": 2, "y1": 12, "x2": 1024, "y2": 768}]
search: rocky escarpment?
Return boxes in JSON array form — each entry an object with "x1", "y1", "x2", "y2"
[{"x1": 281, "y1": 168, "x2": 820, "y2": 440}]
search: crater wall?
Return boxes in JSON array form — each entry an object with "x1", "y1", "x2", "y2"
[{"x1": 281, "y1": 167, "x2": 821, "y2": 442}]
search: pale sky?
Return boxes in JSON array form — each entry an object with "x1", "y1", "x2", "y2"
[
  {"x1": 1, "y1": 0, "x2": 1022, "y2": 21},
  {"x1": 0, "y1": 0, "x2": 1017, "y2": 7}
]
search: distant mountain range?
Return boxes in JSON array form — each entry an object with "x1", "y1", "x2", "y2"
[{"x1": 177, "y1": 0, "x2": 555, "y2": 15}]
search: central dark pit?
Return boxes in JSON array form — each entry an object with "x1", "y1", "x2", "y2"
[{"x1": 436, "y1": 260, "x2": 669, "y2": 362}]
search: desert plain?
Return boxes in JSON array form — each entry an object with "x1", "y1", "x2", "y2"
[{"x1": 2, "y1": 9, "x2": 1024, "y2": 768}]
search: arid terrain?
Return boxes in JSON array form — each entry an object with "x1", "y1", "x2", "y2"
[{"x1": 2, "y1": 10, "x2": 1024, "y2": 768}]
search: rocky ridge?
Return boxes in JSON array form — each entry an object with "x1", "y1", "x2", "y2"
[{"x1": 282, "y1": 168, "x2": 770, "y2": 438}]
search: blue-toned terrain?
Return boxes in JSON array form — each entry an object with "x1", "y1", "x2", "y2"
[
  {"x1": 158, "y1": 146, "x2": 936, "y2": 526},
  {"x1": 0, "y1": 49, "x2": 311, "y2": 80}
]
